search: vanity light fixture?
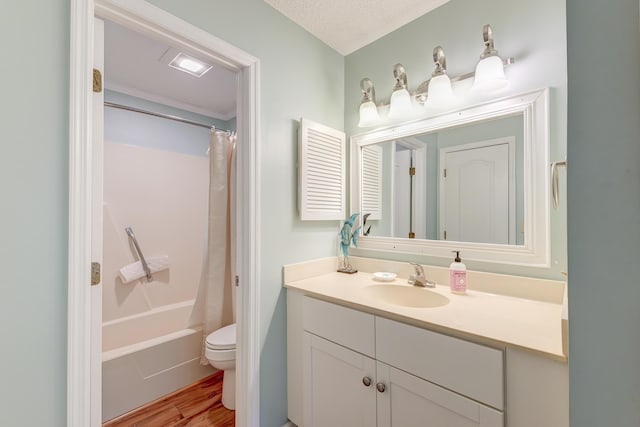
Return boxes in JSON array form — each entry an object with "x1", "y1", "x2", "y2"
[
  {"x1": 168, "y1": 52, "x2": 213, "y2": 77},
  {"x1": 388, "y1": 64, "x2": 413, "y2": 119},
  {"x1": 358, "y1": 78, "x2": 380, "y2": 128},
  {"x1": 472, "y1": 24, "x2": 509, "y2": 91},
  {"x1": 357, "y1": 24, "x2": 514, "y2": 127},
  {"x1": 425, "y1": 46, "x2": 454, "y2": 105}
]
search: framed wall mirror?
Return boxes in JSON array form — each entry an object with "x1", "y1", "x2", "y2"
[{"x1": 350, "y1": 89, "x2": 550, "y2": 266}]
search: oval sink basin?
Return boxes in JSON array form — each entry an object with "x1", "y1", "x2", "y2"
[{"x1": 364, "y1": 284, "x2": 449, "y2": 308}]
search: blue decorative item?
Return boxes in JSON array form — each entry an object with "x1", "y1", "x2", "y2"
[{"x1": 338, "y1": 213, "x2": 361, "y2": 274}]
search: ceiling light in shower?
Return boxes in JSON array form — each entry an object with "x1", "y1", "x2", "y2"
[{"x1": 168, "y1": 52, "x2": 213, "y2": 77}]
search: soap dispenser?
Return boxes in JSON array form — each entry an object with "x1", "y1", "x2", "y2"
[{"x1": 450, "y1": 251, "x2": 467, "y2": 294}]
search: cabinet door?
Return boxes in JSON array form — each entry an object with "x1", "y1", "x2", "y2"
[
  {"x1": 376, "y1": 362, "x2": 503, "y2": 427},
  {"x1": 303, "y1": 333, "x2": 377, "y2": 427}
]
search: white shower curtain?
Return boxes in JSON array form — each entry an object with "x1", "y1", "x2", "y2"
[{"x1": 190, "y1": 130, "x2": 237, "y2": 364}]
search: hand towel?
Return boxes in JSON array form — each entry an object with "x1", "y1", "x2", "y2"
[{"x1": 119, "y1": 256, "x2": 169, "y2": 284}]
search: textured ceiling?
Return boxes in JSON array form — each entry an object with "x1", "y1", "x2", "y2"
[
  {"x1": 104, "y1": 21, "x2": 237, "y2": 120},
  {"x1": 264, "y1": 0, "x2": 451, "y2": 55}
]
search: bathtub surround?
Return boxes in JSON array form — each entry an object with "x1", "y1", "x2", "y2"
[
  {"x1": 190, "y1": 130, "x2": 237, "y2": 365},
  {"x1": 102, "y1": 139, "x2": 209, "y2": 322}
]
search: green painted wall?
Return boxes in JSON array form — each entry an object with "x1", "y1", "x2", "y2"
[
  {"x1": 0, "y1": 2, "x2": 69, "y2": 425},
  {"x1": 345, "y1": 0, "x2": 568, "y2": 280},
  {"x1": 566, "y1": 0, "x2": 640, "y2": 425}
]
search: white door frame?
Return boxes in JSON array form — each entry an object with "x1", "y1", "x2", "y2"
[{"x1": 68, "y1": 1, "x2": 261, "y2": 426}]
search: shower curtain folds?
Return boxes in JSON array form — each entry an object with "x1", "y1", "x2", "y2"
[{"x1": 190, "y1": 130, "x2": 237, "y2": 364}]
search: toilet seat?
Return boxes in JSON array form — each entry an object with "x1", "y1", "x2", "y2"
[{"x1": 206, "y1": 323, "x2": 236, "y2": 350}]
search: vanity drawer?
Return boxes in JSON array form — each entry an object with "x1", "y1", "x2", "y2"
[
  {"x1": 376, "y1": 317, "x2": 504, "y2": 409},
  {"x1": 303, "y1": 296, "x2": 375, "y2": 358}
]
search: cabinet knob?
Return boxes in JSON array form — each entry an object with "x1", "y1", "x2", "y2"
[
  {"x1": 376, "y1": 382, "x2": 386, "y2": 393},
  {"x1": 362, "y1": 376, "x2": 372, "y2": 387}
]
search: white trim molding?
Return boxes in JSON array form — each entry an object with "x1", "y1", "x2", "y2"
[
  {"x1": 68, "y1": 1, "x2": 260, "y2": 425},
  {"x1": 68, "y1": 1, "x2": 95, "y2": 426}
]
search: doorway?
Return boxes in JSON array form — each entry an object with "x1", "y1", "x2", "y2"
[
  {"x1": 98, "y1": 17, "x2": 240, "y2": 421},
  {"x1": 68, "y1": 1, "x2": 260, "y2": 426}
]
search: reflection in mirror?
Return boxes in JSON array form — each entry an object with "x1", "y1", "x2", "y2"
[
  {"x1": 364, "y1": 114, "x2": 524, "y2": 246},
  {"x1": 350, "y1": 89, "x2": 550, "y2": 266}
]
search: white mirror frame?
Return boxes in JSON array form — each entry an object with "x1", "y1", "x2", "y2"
[{"x1": 350, "y1": 88, "x2": 550, "y2": 267}]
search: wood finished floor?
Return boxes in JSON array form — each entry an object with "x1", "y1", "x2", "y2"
[{"x1": 103, "y1": 372, "x2": 235, "y2": 427}]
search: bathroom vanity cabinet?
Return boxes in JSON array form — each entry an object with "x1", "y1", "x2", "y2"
[
  {"x1": 299, "y1": 294, "x2": 503, "y2": 427},
  {"x1": 287, "y1": 289, "x2": 568, "y2": 427}
]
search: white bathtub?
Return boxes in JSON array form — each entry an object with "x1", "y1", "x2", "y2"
[{"x1": 102, "y1": 300, "x2": 214, "y2": 422}]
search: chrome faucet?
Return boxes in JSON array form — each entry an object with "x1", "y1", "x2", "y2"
[{"x1": 410, "y1": 263, "x2": 436, "y2": 288}]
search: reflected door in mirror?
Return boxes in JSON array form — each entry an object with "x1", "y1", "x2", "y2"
[{"x1": 440, "y1": 138, "x2": 515, "y2": 244}]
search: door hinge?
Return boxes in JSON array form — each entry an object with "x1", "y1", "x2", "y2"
[
  {"x1": 91, "y1": 262, "x2": 101, "y2": 286},
  {"x1": 443, "y1": 168, "x2": 447, "y2": 178},
  {"x1": 93, "y1": 68, "x2": 102, "y2": 93},
  {"x1": 235, "y1": 275, "x2": 240, "y2": 287},
  {"x1": 409, "y1": 167, "x2": 416, "y2": 176},
  {"x1": 443, "y1": 230, "x2": 447, "y2": 240}
]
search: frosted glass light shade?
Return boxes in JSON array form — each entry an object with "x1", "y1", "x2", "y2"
[
  {"x1": 472, "y1": 56, "x2": 508, "y2": 91},
  {"x1": 358, "y1": 101, "x2": 380, "y2": 127},
  {"x1": 426, "y1": 74, "x2": 454, "y2": 104},
  {"x1": 388, "y1": 88, "x2": 412, "y2": 119}
]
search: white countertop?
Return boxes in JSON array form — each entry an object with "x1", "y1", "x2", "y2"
[{"x1": 284, "y1": 258, "x2": 567, "y2": 361}]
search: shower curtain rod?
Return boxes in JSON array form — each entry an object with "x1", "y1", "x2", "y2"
[{"x1": 104, "y1": 101, "x2": 233, "y2": 133}]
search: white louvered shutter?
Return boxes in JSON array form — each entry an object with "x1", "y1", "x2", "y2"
[
  {"x1": 298, "y1": 118, "x2": 346, "y2": 220},
  {"x1": 361, "y1": 145, "x2": 383, "y2": 220}
]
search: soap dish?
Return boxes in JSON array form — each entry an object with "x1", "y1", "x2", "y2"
[{"x1": 372, "y1": 272, "x2": 397, "y2": 282}]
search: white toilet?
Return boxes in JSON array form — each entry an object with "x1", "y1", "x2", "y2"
[{"x1": 205, "y1": 323, "x2": 236, "y2": 410}]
